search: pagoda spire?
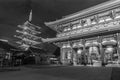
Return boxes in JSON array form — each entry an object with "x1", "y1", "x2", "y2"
[{"x1": 29, "y1": 9, "x2": 32, "y2": 22}]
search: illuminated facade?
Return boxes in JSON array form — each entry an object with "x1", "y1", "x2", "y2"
[
  {"x1": 44, "y1": 0, "x2": 120, "y2": 66},
  {"x1": 14, "y1": 21, "x2": 41, "y2": 50},
  {"x1": 14, "y1": 10, "x2": 42, "y2": 51}
]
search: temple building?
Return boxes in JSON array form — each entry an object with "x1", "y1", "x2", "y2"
[{"x1": 43, "y1": 0, "x2": 120, "y2": 66}]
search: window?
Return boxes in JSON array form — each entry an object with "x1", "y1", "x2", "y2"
[
  {"x1": 90, "y1": 16, "x2": 97, "y2": 25},
  {"x1": 77, "y1": 24, "x2": 82, "y2": 28},
  {"x1": 114, "y1": 8, "x2": 120, "y2": 19},
  {"x1": 104, "y1": 12, "x2": 113, "y2": 21},
  {"x1": 71, "y1": 20, "x2": 80, "y2": 29},
  {"x1": 99, "y1": 17, "x2": 105, "y2": 23},
  {"x1": 72, "y1": 24, "x2": 77, "y2": 29},
  {"x1": 63, "y1": 28, "x2": 67, "y2": 31},
  {"x1": 86, "y1": 18, "x2": 91, "y2": 26},
  {"x1": 98, "y1": 11, "x2": 112, "y2": 23},
  {"x1": 81, "y1": 19, "x2": 88, "y2": 26}
]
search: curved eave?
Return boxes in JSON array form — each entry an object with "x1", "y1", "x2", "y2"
[
  {"x1": 25, "y1": 21, "x2": 41, "y2": 29},
  {"x1": 42, "y1": 37, "x2": 69, "y2": 43},
  {"x1": 45, "y1": 0, "x2": 120, "y2": 27},
  {"x1": 43, "y1": 25, "x2": 120, "y2": 43},
  {"x1": 44, "y1": 22, "x2": 57, "y2": 32}
]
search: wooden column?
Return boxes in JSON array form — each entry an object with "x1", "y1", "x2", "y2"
[
  {"x1": 98, "y1": 36, "x2": 104, "y2": 66},
  {"x1": 116, "y1": 33, "x2": 120, "y2": 62},
  {"x1": 70, "y1": 41, "x2": 77, "y2": 65},
  {"x1": 35, "y1": 54, "x2": 40, "y2": 64},
  {"x1": 54, "y1": 42, "x2": 63, "y2": 64},
  {"x1": 60, "y1": 47, "x2": 63, "y2": 64},
  {"x1": 82, "y1": 39, "x2": 88, "y2": 64},
  {"x1": 59, "y1": 43, "x2": 65, "y2": 64}
]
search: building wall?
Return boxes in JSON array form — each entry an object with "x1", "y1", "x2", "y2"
[
  {"x1": 56, "y1": 7, "x2": 120, "y2": 38},
  {"x1": 45, "y1": 1, "x2": 120, "y2": 66},
  {"x1": 54, "y1": 7, "x2": 120, "y2": 66}
]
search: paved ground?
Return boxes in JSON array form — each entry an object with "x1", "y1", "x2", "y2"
[
  {"x1": 0, "y1": 66, "x2": 73, "y2": 80},
  {"x1": 0, "y1": 67, "x2": 20, "y2": 72},
  {"x1": 0, "y1": 65, "x2": 119, "y2": 80}
]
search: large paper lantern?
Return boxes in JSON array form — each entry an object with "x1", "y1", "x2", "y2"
[{"x1": 102, "y1": 39, "x2": 117, "y2": 46}]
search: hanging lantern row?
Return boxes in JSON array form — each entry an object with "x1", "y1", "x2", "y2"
[
  {"x1": 102, "y1": 39, "x2": 117, "y2": 46},
  {"x1": 56, "y1": 38, "x2": 118, "y2": 49},
  {"x1": 85, "y1": 41, "x2": 99, "y2": 47},
  {"x1": 72, "y1": 42, "x2": 84, "y2": 48}
]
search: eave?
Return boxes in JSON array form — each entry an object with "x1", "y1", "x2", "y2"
[
  {"x1": 45, "y1": 0, "x2": 120, "y2": 30},
  {"x1": 43, "y1": 25, "x2": 120, "y2": 43}
]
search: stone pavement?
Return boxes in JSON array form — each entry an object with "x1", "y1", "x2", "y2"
[
  {"x1": 0, "y1": 65, "x2": 120, "y2": 80},
  {"x1": 0, "y1": 67, "x2": 20, "y2": 72}
]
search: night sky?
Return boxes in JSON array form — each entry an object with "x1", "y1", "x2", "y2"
[{"x1": 0, "y1": 0, "x2": 109, "y2": 45}]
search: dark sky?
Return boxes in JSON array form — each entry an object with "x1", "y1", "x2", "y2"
[{"x1": 0, "y1": 0, "x2": 109, "y2": 45}]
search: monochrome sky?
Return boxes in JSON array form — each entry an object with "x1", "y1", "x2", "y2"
[{"x1": 0, "y1": 0, "x2": 108, "y2": 45}]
